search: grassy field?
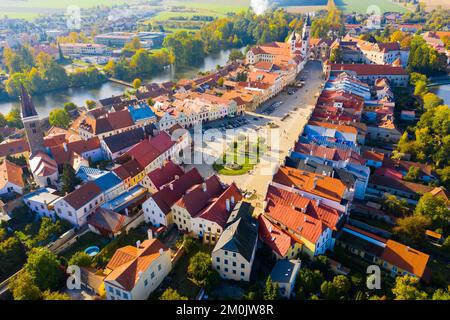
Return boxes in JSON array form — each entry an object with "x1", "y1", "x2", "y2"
[{"x1": 2, "y1": 0, "x2": 412, "y2": 20}]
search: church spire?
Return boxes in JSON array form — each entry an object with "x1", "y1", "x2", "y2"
[{"x1": 19, "y1": 83, "x2": 38, "y2": 118}]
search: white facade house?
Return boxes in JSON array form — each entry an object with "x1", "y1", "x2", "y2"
[
  {"x1": 104, "y1": 239, "x2": 171, "y2": 300},
  {"x1": 270, "y1": 259, "x2": 301, "y2": 298},
  {"x1": 23, "y1": 188, "x2": 61, "y2": 219},
  {"x1": 53, "y1": 181, "x2": 104, "y2": 226},
  {"x1": 212, "y1": 202, "x2": 258, "y2": 282}
]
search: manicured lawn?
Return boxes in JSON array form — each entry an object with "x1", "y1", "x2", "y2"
[{"x1": 213, "y1": 139, "x2": 265, "y2": 176}]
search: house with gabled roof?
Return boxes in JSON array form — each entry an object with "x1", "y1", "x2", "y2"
[
  {"x1": 171, "y1": 175, "x2": 243, "y2": 244},
  {"x1": 140, "y1": 160, "x2": 184, "y2": 193},
  {"x1": 260, "y1": 185, "x2": 343, "y2": 259},
  {"x1": 54, "y1": 181, "x2": 104, "y2": 226},
  {"x1": 104, "y1": 238, "x2": 171, "y2": 300},
  {"x1": 212, "y1": 202, "x2": 258, "y2": 282},
  {"x1": 0, "y1": 159, "x2": 25, "y2": 196},
  {"x1": 142, "y1": 168, "x2": 203, "y2": 227}
]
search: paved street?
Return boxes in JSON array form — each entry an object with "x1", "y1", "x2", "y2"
[{"x1": 185, "y1": 60, "x2": 325, "y2": 212}]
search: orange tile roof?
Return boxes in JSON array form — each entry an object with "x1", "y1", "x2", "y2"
[
  {"x1": 273, "y1": 166, "x2": 347, "y2": 203},
  {"x1": 363, "y1": 150, "x2": 385, "y2": 162},
  {"x1": 265, "y1": 185, "x2": 341, "y2": 244},
  {"x1": 0, "y1": 160, "x2": 24, "y2": 189},
  {"x1": 258, "y1": 215, "x2": 297, "y2": 257},
  {"x1": 105, "y1": 239, "x2": 168, "y2": 291},
  {"x1": 0, "y1": 139, "x2": 30, "y2": 157},
  {"x1": 381, "y1": 240, "x2": 429, "y2": 278},
  {"x1": 308, "y1": 120, "x2": 358, "y2": 134}
]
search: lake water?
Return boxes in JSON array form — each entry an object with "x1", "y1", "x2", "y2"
[
  {"x1": 0, "y1": 48, "x2": 241, "y2": 117},
  {"x1": 430, "y1": 84, "x2": 450, "y2": 107}
]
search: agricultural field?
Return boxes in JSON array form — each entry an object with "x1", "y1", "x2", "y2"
[
  {"x1": 281, "y1": 0, "x2": 409, "y2": 14},
  {"x1": 0, "y1": 0, "x2": 136, "y2": 19}
]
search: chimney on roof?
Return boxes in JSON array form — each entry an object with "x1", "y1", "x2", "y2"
[
  {"x1": 202, "y1": 182, "x2": 207, "y2": 192},
  {"x1": 316, "y1": 199, "x2": 321, "y2": 207},
  {"x1": 174, "y1": 175, "x2": 180, "y2": 180},
  {"x1": 313, "y1": 177, "x2": 318, "y2": 189},
  {"x1": 138, "y1": 271, "x2": 143, "y2": 279},
  {"x1": 136, "y1": 240, "x2": 141, "y2": 248},
  {"x1": 147, "y1": 228, "x2": 153, "y2": 240},
  {"x1": 63, "y1": 143, "x2": 68, "y2": 152},
  {"x1": 159, "y1": 248, "x2": 164, "y2": 255},
  {"x1": 226, "y1": 199, "x2": 231, "y2": 211},
  {"x1": 169, "y1": 183, "x2": 173, "y2": 191}
]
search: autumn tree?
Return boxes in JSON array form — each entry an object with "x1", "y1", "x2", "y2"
[
  {"x1": 392, "y1": 276, "x2": 428, "y2": 300},
  {"x1": 160, "y1": 288, "x2": 188, "y2": 300},
  {"x1": 49, "y1": 108, "x2": 71, "y2": 129}
]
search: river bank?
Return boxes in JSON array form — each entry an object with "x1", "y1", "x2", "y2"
[
  {"x1": 429, "y1": 84, "x2": 450, "y2": 106},
  {"x1": 0, "y1": 47, "x2": 242, "y2": 117}
]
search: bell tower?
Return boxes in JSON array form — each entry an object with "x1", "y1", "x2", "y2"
[{"x1": 19, "y1": 83, "x2": 45, "y2": 156}]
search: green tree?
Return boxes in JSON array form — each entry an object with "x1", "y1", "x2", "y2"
[
  {"x1": 217, "y1": 77, "x2": 224, "y2": 87},
  {"x1": 263, "y1": 276, "x2": 279, "y2": 300},
  {"x1": 296, "y1": 269, "x2": 324, "y2": 299},
  {"x1": 415, "y1": 192, "x2": 450, "y2": 230},
  {"x1": 49, "y1": 108, "x2": 71, "y2": 129},
  {"x1": 432, "y1": 286, "x2": 450, "y2": 300},
  {"x1": 392, "y1": 276, "x2": 428, "y2": 300},
  {"x1": 320, "y1": 280, "x2": 338, "y2": 300},
  {"x1": 9, "y1": 271, "x2": 42, "y2": 300},
  {"x1": 0, "y1": 236, "x2": 27, "y2": 281},
  {"x1": 61, "y1": 164, "x2": 81, "y2": 194},
  {"x1": 63, "y1": 102, "x2": 78, "y2": 112},
  {"x1": 85, "y1": 100, "x2": 97, "y2": 110},
  {"x1": 5, "y1": 107, "x2": 23, "y2": 128},
  {"x1": 160, "y1": 288, "x2": 188, "y2": 300},
  {"x1": 68, "y1": 251, "x2": 92, "y2": 268},
  {"x1": 382, "y1": 194, "x2": 409, "y2": 217},
  {"x1": 42, "y1": 290, "x2": 71, "y2": 300},
  {"x1": 422, "y1": 93, "x2": 443, "y2": 110},
  {"x1": 404, "y1": 166, "x2": 420, "y2": 182},
  {"x1": 228, "y1": 49, "x2": 244, "y2": 62},
  {"x1": 25, "y1": 247, "x2": 63, "y2": 291},
  {"x1": 187, "y1": 251, "x2": 212, "y2": 286},
  {"x1": 332, "y1": 275, "x2": 351, "y2": 297},
  {"x1": 393, "y1": 215, "x2": 431, "y2": 245},
  {"x1": 132, "y1": 78, "x2": 142, "y2": 89}
]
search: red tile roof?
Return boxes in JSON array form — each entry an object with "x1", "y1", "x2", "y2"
[
  {"x1": 363, "y1": 150, "x2": 385, "y2": 162},
  {"x1": 294, "y1": 142, "x2": 365, "y2": 165},
  {"x1": 151, "y1": 168, "x2": 204, "y2": 214},
  {"x1": 195, "y1": 183, "x2": 242, "y2": 228},
  {"x1": 0, "y1": 160, "x2": 24, "y2": 189},
  {"x1": 330, "y1": 64, "x2": 408, "y2": 76},
  {"x1": 113, "y1": 159, "x2": 144, "y2": 180},
  {"x1": 264, "y1": 185, "x2": 340, "y2": 244},
  {"x1": 258, "y1": 215, "x2": 297, "y2": 257},
  {"x1": 146, "y1": 160, "x2": 184, "y2": 191},
  {"x1": 125, "y1": 132, "x2": 175, "y2": 169},
  {"x1": 0, "y1": 139, "x2": 30, "y2": 157},
  {"x1": 63, "y1": 181, "x2": 102, "y2": 210},
  {"x1": 381, "y1": 240, "x2": 429, "y2": 278},
  {"x1": 174, "y1": 175, "x2": 225, "y2": 216},
  {"x1": 273, "y1": 166, "x2": 347, "y2": 203},
  {"x1": 105, "y1": 239, "x2": 169, "y2": 291}
]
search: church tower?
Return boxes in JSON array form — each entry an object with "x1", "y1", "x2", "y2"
[
  {"x1": 19, "y1": 83, "x2": 45, "y2": 156},
  {"x1": 301, "y1": 14, "x2": 312, "y2": 57},
  {"x1": 289, "y1": 31, "x2": 297, "y2": 54}
]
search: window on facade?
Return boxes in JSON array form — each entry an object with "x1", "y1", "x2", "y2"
[
  {"x1": 151, "y1": 272, "x2": 155, "y2": 279},
  {"x1": 144, "y1": 279, "x2": 148, "y2": 286},
  {"x1": 158, "y1": 264, "x2": 162, "y2": 271},
  {"x1": 232, "y1": 261, "x2": 236, "y2": 267},
  {"x1": 216, "y1": 257, "x2": 220, "y2": 263},
  {"x1": 224, "y1": 259, "x2": 228, "y2": 265}
]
